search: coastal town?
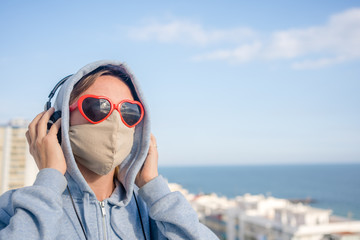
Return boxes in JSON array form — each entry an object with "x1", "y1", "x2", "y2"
[{"x1": 168, "y1": 182, "x2": 360, "y2": 240}]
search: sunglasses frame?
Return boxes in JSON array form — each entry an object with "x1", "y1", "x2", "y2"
[{"x1": 69, "y1": 94, "x2": 144, "y2": 128}]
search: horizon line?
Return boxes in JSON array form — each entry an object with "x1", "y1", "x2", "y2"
[{"x1": 158, "y1": 162, "x2": 360, "y2": 167}]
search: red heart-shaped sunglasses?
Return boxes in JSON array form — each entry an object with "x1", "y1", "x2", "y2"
[{"x1": 69, "y1": 94, "x2": 144, "y2": 128}]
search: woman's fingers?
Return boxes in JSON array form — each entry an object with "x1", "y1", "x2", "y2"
[
  {"x1": 48, "y1": 118, "x2": 61, "y2": 136},
  {"x1": 25, "y1": 130, "x2": 30, "y2": 145},
  {"x1": 25, "y1": 130, "x2": 36, "y2": 158},
  {"x1": 136, "y1": 133, "x2": 159, "y2": 188},
  {"x1": 25, "y1": 108, "x2": 66, "y2": 174},
  {"x1": 29, "y1": 110, "x2": 67, "y2": 174},
  {"x1": 149, "y1": 134, "x2": 157, "y2": 153},
  {"x1": 37, "y1": 107, "x2": 55, "y2": 138},
  {"x1": 151, "y1": 134, "x2": 157, "y2": 146},
  {"x1": 28, "y1": 110, "x2": 46, "y2": 144}
]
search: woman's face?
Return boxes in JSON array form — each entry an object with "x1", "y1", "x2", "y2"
[{"x1": 70, "y1": 75, "x2": 134, "y2": 126}]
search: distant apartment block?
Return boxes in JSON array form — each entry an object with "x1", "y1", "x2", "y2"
[
  {"x1": 168, "y1": 183, "x2": 360, "y2": 240},
  {"x1": 0, "y1": 119, "x2": 38, "y2": 194}
]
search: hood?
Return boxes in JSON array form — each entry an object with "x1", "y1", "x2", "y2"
[{"x1": 52, "y1": 60, "x2": 151, "y2": 207}]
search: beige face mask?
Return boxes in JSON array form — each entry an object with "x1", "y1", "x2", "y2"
[{"x1": 69, "y1": 112, "x2": 134, "y2": 175}]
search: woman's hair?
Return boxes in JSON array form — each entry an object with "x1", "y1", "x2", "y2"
[{"x1": 69, "y1": 64, "x2": 138, "y2": 104}]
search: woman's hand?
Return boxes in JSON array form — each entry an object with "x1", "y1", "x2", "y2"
[
  {"x1": 135, "y1": 133, "x2": 159, "y2": 188},
  {"x1": 25, "y1": 108, "x2": 67, "y2": 175}
]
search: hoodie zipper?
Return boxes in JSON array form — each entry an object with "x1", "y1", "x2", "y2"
[{"x1": 99, "y1": 201, "x2": 107, "y2": 240}]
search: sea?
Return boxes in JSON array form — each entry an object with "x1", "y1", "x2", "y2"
[{"x1": 159, "y1": 163, "x2": 360, "y2": 220}]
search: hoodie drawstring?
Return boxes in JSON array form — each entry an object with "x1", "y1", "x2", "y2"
[{"x1": 67, "y1": 186, "x2": 88, "y2": 240}]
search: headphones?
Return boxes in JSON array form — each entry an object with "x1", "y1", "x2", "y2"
[{"x1": 45, "y1": 74, "x2": 73, "y2": 144}]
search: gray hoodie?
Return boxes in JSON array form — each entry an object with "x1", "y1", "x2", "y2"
[{"x1": 0, "y1": 60, "x2": 219, "y2": 239}]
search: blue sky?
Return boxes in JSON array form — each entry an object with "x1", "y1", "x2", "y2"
[{"x1": 1, "y1": 1, "x2": 359, "y2": 165}]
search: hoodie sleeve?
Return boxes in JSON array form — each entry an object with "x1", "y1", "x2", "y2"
[
  {"x1": 138, "y1": 175, "x2": 219, "y2": 240},
  {"x1": 0, "y1": 168, "x2": 67, "y2": 240}
]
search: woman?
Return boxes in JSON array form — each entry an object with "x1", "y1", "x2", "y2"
[{"x1": 0, "y1": 61, "x2": 219, "y2": 239}]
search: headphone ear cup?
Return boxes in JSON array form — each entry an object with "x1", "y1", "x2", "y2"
[
  {"x1": 47, "y1": 111, "x2": 62, "y2": 144},
  {"x1": 44, "y1": 74, "x2": 72, "y2": 144}
]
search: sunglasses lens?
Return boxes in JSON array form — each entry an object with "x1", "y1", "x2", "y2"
[
  {"x1": 120, "y1": 102, "x2": 142, "y2": 126},
  {"x1": 82, "y1": 97, "x2": 111, "y2": 122}
]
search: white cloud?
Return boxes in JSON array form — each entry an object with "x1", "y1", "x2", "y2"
[
  {"x1": 291, "y1": 56, "x2": 348, "y2": 70},
  {"x1": 127, "y1": 8, "x2": 360, "y2": 69},
  {"x1": 264, "y1": 8, "x2": 360, "y2": 62},
  {"x1": 127, "y1": 19, "x2": 255, "y2": 46},
  {"x1": 192, "y1": 41, "x2": 262, "y2": 63}
]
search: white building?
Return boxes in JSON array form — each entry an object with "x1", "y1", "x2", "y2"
[
  {"x1": 168, "y1": 183, "x2": 360, "y2": 240},
  {"x1": 0, "y1": 119, "x2": 38, "y2": 194}
]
